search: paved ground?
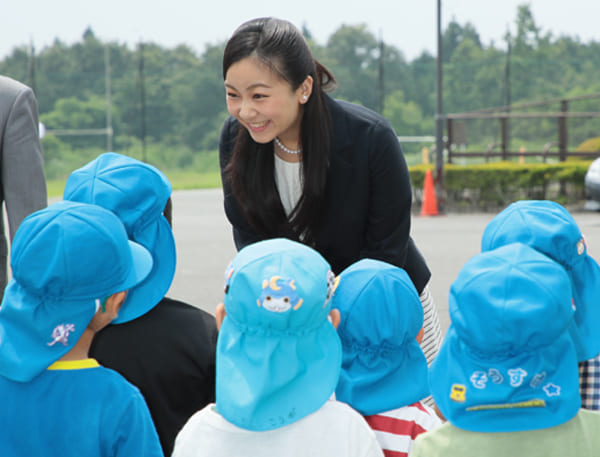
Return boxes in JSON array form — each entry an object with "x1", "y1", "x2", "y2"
[{"x1": 166, "y1": 189, "x2": 600, "y2": 335}]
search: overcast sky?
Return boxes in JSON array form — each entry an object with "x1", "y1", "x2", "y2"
[{"x1": 1, "y1": 0, "x2": 598, "y2": 62}]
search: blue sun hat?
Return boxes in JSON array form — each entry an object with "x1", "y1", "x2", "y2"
[
  {"x1": 481, "y1": 199, "x2": 600, "y2": 362},
  {"x1": 63, "y1": 152, "x2": 176, "y2": 324},
  {"x1": 0, "y1": 201, "x2": 153, "y2": 382},
  {"x1": 217, "y1": 238, "x2": 341, "y2": 431},
  {"x1": 333, "y1": 259, "x2": 429, "y2": 415},
  {"x1": 431, "y1": 242, "x2": 580, "y2": 433}
]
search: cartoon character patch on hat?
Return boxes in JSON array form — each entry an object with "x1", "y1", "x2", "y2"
[
  {"x1": 47, "y1": 324, "x2": 76, "y2": 347},
  {"x1": 450, "y1": 384, "x2": 466, "y2": 403},
  {"x1": 257, "y1": 276, "x2": 303, "y2": 312}
]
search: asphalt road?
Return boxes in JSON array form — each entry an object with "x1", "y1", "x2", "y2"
[{"x1": 166, "y1": 189, "x2": 600, "y2": 335}]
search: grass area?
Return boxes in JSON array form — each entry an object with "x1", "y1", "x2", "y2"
[
  {"x1": 46, "y1": 170, "x2": 222, "y2": 199},
  {"x1": 162, "y1": 170, "x2": 222, "y2": 190},
  {"x1": 47, "y1": 180, "x2": 67, "y2": 199}
]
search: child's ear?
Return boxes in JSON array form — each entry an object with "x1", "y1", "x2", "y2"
[
  {"x1": 88, "y1": 291, "x2": 127, "y2": 333},
  {"x1": 215, "y1": 302, "x2": 226, "y2": 331},
  {"x1": 328, "y1": 309, "x2": 341, "y2": 330},
  {"x1": 416, "y1": 327, "x2": 425, "y2": 344},
  {"x1": 105, "y1": 291, "x2": 127, "y2": 318}
]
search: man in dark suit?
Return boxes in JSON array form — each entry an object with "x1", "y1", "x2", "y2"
[{"x1": 0, "y1": 75, "x2": 47, "y2": 296}]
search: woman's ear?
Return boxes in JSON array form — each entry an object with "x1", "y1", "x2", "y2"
[
  {"x1": 216, "y1": 302, "x2": 227, "y2": 331},
  {"x1": 328, "y1": 308, "x2": 341, "y2": 330},
  {"x1": 298, "y1": 75, "x2": 314, "y2": 104}
]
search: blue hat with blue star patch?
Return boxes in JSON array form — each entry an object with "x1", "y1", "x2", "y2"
[
  {"x1": 430, "y1": 242, "x2": 580, "y2": 432},
  {"x1": 0, "y1": 201, "x2": 153, "y2": 382},
  {"x1": 63, "y1": 152, "x2": 176, "y2": 324},
  {"x1": 217, "y1": 238, "x2": 341, "y2": 431},
  {"x1": 481, "y1": 199, "x2": 600, "y2": 361},
  {"x1": 333, "y1": 259, "x2": 429, "y2": 415}
]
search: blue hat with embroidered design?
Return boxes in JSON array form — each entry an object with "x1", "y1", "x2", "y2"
[
  {"x1": 430, "y1": 242, "x2": 580, "y2": 433},
  {"x1": 481, "y1": 199, "x2": 600, "y2": 361},
  {"x1": 333, "y1": 258, "x2": 429, "y2": 416},
  {"x1": 63, "y1": 152, "x2": 176, "y2": 324},
  {"x1": 0, "y1": 201, "x2": 153, "y2": 382},
  {"x1": 217, "y1": 238, "x2": 341, "y2": 431}
]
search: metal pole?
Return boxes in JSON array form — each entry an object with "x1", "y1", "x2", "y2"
[
  {"x1": 105, "y1": 46, "x2": 113, "y2": 152},
  {"x1": 500, "y1": 117, "x2": 508, "y2": 161},
  {"x1": 504, "y1": 33, "x2": 511, "y2": 155},
  {"x1": 558, "y1": 100, "x2": 568, "y2": 162},
  {"x1": 138, "y1": 42, "x2": 147, "y2": 163},
  {"x1": 435, "y1": 0, "x2": 444, "y2": 209},
  {"x1": 28, "y1": 41, "x2": 36, "y2": 94}
]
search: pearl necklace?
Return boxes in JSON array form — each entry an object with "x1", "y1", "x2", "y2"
[{"x1": 274, "y1": 137, "x2": 302, "y2": 155}]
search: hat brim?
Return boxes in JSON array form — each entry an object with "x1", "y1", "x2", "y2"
[
  {"x1": 336, "y1": 341, "x2": 429, "y2": 416},
  {"x1": 112, "y1": 217, "x2": 175, "y2": 324},
  {"x1": 216, "y1": 316, "x2": 342, "y2": 431},
  {"x1": 430, "y1": 326, "x2": 581, "y2": 432}
]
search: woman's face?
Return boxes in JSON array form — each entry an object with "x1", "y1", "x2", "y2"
[{"x1": 224, "y1": 56, "x2": 311, "y2": 145}]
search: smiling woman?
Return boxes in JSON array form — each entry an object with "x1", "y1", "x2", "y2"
[{"x1": 218, "y1": 17, "x2": 442, "y2": 371}]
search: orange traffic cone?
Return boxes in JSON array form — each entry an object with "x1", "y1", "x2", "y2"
[{"x1": 420, "y1": 169, "x2": 439, "y2": 216}]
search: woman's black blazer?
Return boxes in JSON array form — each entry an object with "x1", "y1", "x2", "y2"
[{"x1": 219, "y1": 94, "x2": 431, "y2": 293}]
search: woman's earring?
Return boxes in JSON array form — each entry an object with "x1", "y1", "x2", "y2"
[{"x1": 302, "y1": 95, "x2": 308, "y2": 101}]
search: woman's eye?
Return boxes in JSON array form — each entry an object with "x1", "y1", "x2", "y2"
[
  {"x1": 253, "y1": 93, "x2": 266, "y2": 99},
  {"x1": 226, "y1": 92, "x2": 239, "y2": 99}
]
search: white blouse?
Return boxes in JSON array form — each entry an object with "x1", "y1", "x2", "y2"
[{"x1": 274, "y1": 154, "x2": 303, "y2": 217}]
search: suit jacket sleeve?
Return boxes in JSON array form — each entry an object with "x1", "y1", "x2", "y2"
[
  {"x1": 360, "y1": 119, "x2": 413, "y2": 268},
  {"x1": 219, "y1": 116, "x2": 261, "y2": 251},
  {"x1": 1, "y1": 81, "x2": 47, "y2": 240},
  {"x1": 360, "y1": 120, "x2": 430, "y2": 291},
  {"x1": 322, "y1": 97, "x2": 430, "y2": 290}
]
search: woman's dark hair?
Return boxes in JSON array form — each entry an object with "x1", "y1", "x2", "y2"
[{"x1": 222, "y1": 17, "x2": 336, "y2": 245}]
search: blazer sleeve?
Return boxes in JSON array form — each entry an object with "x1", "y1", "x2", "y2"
[
  {"x1": 218, "y1": 117, "x2": 261, "y2": 251},
  {"x1": 361, "y1": 121, "x2": 431, "y2": 291},
  {"x1": 1, "y1": 83, "x2": 47, "y2": 240},
  {"x1": 360, "y1": 120, "x2": 413, "y2": 267}
]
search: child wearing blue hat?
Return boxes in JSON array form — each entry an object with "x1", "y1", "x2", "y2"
[
  {"x1": 0, "y1": 201, "x2": 163, "y2": 457},
  {"x1": 412, "y1": 243, "x2": 600, "y2": 457},
  {"x1": 481, "y1": 199, "x2": 600, "y2": 410},
  {"x1": 172, "y1": 238, "x2": 384, "y2": 457},
  {"x1": 333, "y1": 259, "x2": 442, "y2": 457},
  {"x1": 63, "y1": 152, "x2": 218, "y2": 456}
]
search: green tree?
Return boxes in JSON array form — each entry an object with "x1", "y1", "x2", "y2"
[
  {"x1": 324, "y1": 24, "x2": 380, "y2": 109},
  {"x1": 404, "y1": 51, "x2": 436, "y2": 118},
  {"x1": 443, "y1": 19, "x2": 482, "y2": 62},
  {"x1": 169, "y1": 42, "x2": 227, "y2": 151},
  {"x1": 40, "y1": 95, "x2": 108, "y2": 149},
  {"x1": 383, "y1": 89, "x2": 432, "y2": 135}
]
